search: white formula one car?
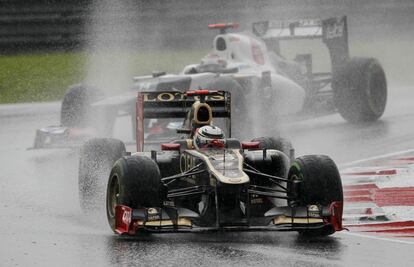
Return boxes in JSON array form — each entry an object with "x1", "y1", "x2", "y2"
[{"x1": 33, "y1": 16, "x2": 387, "y2": 148}]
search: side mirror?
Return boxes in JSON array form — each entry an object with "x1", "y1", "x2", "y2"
[
  {"x1": 241, "y1": 141, "x2": 260, "y2": 150},
  {"x1": 161, "y1": 143, "x2": 180, "y2": 151}
]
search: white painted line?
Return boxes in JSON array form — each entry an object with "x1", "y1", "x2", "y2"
[
  {"x1": 340, "y1": 231, "x2": 414, "y2": 245},
  {"x1": 340, "y1": 149, "x2": 414, "y2": 168}
]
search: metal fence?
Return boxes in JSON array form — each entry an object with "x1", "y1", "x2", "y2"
[
  {"x1": 0, "y1": 0, "x2": 90, "y2": 53},
  {"x1": 1, "y1": 0, "x2": 411, "y2": 54}
]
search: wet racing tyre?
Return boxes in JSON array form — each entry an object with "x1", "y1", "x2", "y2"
[
  {"x1": 78, "y1": 138, "x2": 125, "y2": 211},
  {"x1": 333, "y1": 57, "x2": 387, "y2": 123},
  {"x1": 106, "y1": 156, "x2": 162, "y2": 232},
  {"x1": 288, "y1": 155, "x2": 343, "y2": 236},
  {"x1": 60, "y1": 84, "x2": 104, "y2": 127}
]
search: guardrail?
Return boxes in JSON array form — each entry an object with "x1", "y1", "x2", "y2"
[
  {"x1": 0, "y1": 0, "x2": 90, "y2": 53},
  {"x1": 0, "y1": 0, "x2": 409, "y2": 54}
]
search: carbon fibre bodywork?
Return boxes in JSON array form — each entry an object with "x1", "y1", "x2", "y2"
[{"x1": 110, "y1": 145, "x2": 343, "y2": 235}]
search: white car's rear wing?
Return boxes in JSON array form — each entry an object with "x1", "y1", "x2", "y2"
[
  {"x1": 253, "y1": 19, "x2": 323, "y2": 40},
  {"x1": 253, "y1": 16, "x2": 349, "y2": 69}
]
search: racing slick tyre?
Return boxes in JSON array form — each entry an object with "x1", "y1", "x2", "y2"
[
  {"x1": 78, "y1": 138, "x2": 125, "y2": 211},
  {"x1": 287, "y1": 155, "x2": 343, "y2": 237},
  {"x1": 333, "y1": 57, "x2": 387, "y2": 123},
  {"x1": 106, "y1": 156, "x2": 162, "y2": 232},
  {"x1": 60, "y1": 84, "x2": 104, "y2": 127}
]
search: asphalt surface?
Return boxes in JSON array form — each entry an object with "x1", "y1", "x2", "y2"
[
  {"x1": 2, "y1": 1, "x2": 414, "y2": 265},
  {"x1": 1, "y1": 83, "x2": 414, "y2": 266}
]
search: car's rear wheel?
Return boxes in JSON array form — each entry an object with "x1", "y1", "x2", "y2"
[
  {"x1": 78, "y1": 138, "x2": 125, "y2": 211},
  {"x1": 288, "y1": 155, "x2": 343, "y2": 236},
  {"x1": 106, "y1": 156, "x2": 162, "y2": 232},
  {"x1": 333, "y1": 57, "x2": 387, "y2": 123}
]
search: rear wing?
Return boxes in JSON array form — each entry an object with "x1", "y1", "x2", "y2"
[
  {"x1": 136, "y1": 90, "x2": 231, "y2": 151},
  {"x1": 252, "y1": 16, "x2": 349, "y2": 69}
]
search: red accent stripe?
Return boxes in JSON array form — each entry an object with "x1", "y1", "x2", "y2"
[
  {"x1": 395, "y1": 157, "x2": 414, "y2": 161},
  {"x1": 186, "y1": 90, "x2": 213, "y2": 96},
  {"x1": 375, "y1": 188, "x2": 414, "y2": 207},
  {"x1": 343, "y1": 184, "x2": 378, "y2": 190},
  {"x1": 161, "y1": 143, "x2": 180, "y2": 151},
  {"x1": 344, "y1": 184, "x2": 376, "y2": 203},
  {"x1": 241, "y1": 141, "x2": 260, "y2": 150},
  {"x1": 344, "y1": 189, "x2": 371, "y2": 196},
  {"x1": 365, "y1": 227, "x2": 414, "y2": 234},
  {"x1": 344, "y1": 183, "x2": 414, "y2": 206},
  {"x1": 345, "y1": 196, "x2": 372, "y2": 202},
  {"x1": 208, "y1": 23, "x2": 239, "y2": 30},
  {"x1": 342, "y1": 169, "x2": 397, "y2": 176},
  {"x1": 347, "y1": 221, "x2": 414, "y2": 228}
]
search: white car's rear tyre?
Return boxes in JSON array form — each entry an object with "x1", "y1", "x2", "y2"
[{"x1": 333, "y1": 57, "x2": 387, "y2": 123}]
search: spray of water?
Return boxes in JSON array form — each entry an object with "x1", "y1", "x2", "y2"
[{"x1": 85, "y1": 1, "x2": 140, "y2": 94}]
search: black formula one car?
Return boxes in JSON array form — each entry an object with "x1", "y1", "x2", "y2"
[
  {"x1": 92, "y1": 90, "x2": 344, "y2": 236},
  {"x1": 33, "y1": 15, "x2": 387, "y2": 149}
]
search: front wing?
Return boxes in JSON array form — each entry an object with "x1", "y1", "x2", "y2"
[
  {"x1": 113, "y1": 202, "x2": 343, "y2": 235},
  {"x1": 31, "y1": 126, "x2": 96, "y2": 149}
]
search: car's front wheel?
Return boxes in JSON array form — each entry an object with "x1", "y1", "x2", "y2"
[
  {"x1": 106, "y1": 156, "x2": 162, "y2": 232},
  {"x1": 287, "y1": 155, "x2": 343, "y2": 236}
]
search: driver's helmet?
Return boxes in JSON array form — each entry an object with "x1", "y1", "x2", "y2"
[
  {"x1": 193, "y1": 125, "x2": 226, "y2": 150},
  {"x1": 196, "y1": 55, "x2": 227, "y2": 73}
]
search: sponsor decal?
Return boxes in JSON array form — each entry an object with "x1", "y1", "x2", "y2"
[
  {"x1": 142, "y1": 92, "x2": 225, "y2": 102},
  {"x1": 122, "y1": 209, "x2": 132, "y2": 225},
  {"x1": 308, "y1": 205, "x2": 320, "y2": 217},
  {"x1": 250, "y1": 40, "x2": 265, "y2": 65},
  {"x1": 325, "y1": 20, "x2": 344, "y2": 39},
  {"x1": 179, "y1": 154, "x2": 197, "y2": 184},
  {"x1": 250, "y1": 198, "x2": 263, "y2": 204},
  {"x1": 146, "y1": 207, "x2": 161, "y2": 221},
  {"x1": 163, "y1": 200, "x2": 175, "y2": 207},
  {"x1": 296, "y1": 19, "x2": 321, "y2": 27},
  {"x1": 180, "y1": 153, "x2": 196, "y2": 172},
  {"x1": 252, "y1": 21, "x2": 268, "y2": 37}
]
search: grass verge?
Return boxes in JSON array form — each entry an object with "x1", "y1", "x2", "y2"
[{"x1": 0, "y1": 50, "x2": 206, "y2": 104}]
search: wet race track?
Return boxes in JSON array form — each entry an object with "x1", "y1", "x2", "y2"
[
  {"x1": 2, "y1": 1, "x2": 414, "y2": 265},
  {"x1": 1, "y1": 85, "x2": 414, "y2": 266}
]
